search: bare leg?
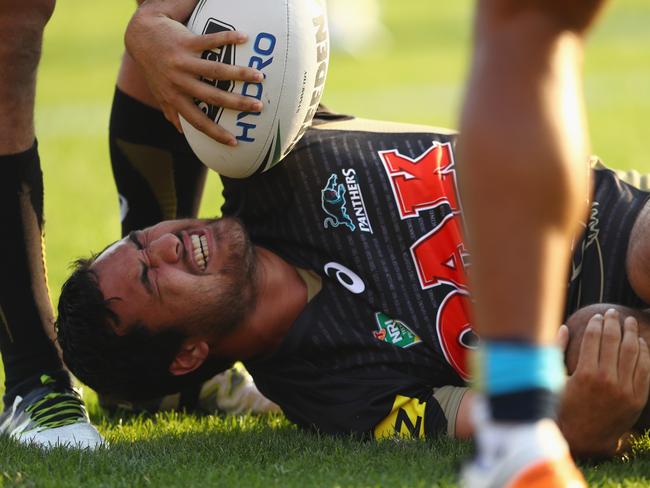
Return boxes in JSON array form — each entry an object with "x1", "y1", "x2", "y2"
[
  {"x1": 0, "y1": 0, "x2": 102, "y2": 448},
  {"x1": 0, "y1": 0, "x2": 65, "y2": 403},
  {"x1": 459, "y1": 4, "x2": 594, "y2": 347},
  {"x1": 458, "y1": 0, "x2": 607, "y2": 485}
]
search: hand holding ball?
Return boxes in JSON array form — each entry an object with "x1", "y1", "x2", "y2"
[{"x1": 180, "y1": 0, "x2": 330, "y2": 178}]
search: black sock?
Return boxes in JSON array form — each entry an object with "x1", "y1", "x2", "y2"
[
  {"x1": 0, "y1": 142, "x2": 70, "y2": 407},
  {"x1": 109, "y1": 88, "x2": 208, "y2": 236},
  {"x1": 489, "y1": 388, "x2": 559, "y2": 422}
]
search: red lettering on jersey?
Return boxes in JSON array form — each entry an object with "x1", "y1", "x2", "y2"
[
  {"x1": 378, "y1": 142, "x2": 460, "y2": 219},
  {"x1": 377, "y1": 141, "x2": 474, "y2": 379},
  {"x1": 410, "y1": 212, "x2": 468, "y2": 290},
  {"x1": 436, "y1": 289, "x2": 473, "y2": 380}
]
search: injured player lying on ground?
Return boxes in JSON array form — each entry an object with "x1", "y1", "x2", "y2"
[{"x1": 56, "y1": 112, "x2": 650, "y2": 458}]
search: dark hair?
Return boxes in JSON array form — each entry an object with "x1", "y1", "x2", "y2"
[{"x1": 56, "y1": 258, "x2": 232, "y2": 401}]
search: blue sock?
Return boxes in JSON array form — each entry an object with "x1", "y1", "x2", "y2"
[{"x1": 478, "y1": 341, "x2": 565, "y2": 422}]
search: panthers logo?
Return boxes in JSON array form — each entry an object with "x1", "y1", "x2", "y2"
[{"x1": 321, "y1": 174, "x2": 355, "y2": 231}]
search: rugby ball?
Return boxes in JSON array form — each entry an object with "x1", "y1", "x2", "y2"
[{"x1": 180, "y1": 0, "x2": 330, "y2": 178}]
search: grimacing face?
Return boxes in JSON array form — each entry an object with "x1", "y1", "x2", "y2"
[{"x1": 92, "y1": 217, "x2": 256, "y2": 339}]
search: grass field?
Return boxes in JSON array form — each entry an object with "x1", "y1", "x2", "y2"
[{"x1": 2, "y1": 0, "x2": 650, "y2": 486}]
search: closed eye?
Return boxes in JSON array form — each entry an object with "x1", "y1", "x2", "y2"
[{"x1": 138, "y1": 261, "x2": 154, "y2": 296}]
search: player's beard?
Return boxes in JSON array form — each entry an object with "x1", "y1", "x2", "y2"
[{"x1": 183, "y1": 217, "x2": 257, "y2": 340}]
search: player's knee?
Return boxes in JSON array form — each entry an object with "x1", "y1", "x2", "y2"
[
  {"x1": 0, "y1": 0, "x2": 56, "y2": 27},
  {"x1": 0, "y1": 0, "x2": 57, "y2": 43},
  {"x1": 0, "y1": 0, "x2": 56, "y2": 73},
  {"x1": 34, "y1": 0, "x2": 56, "y2": 23}
]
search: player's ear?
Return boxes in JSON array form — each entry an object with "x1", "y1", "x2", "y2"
[{"x1": 169, "y1": 340, "x2": 209, "y2": 376}]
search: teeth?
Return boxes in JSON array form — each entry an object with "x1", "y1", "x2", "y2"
[{"x1": 191, "y1": 234, "x2": 209, "y2": 270}]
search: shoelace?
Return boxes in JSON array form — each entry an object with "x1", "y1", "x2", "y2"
[{"x1": 23, "y1": 376, "x2": 88, "y2": 430}]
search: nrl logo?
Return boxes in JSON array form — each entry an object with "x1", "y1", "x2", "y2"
[
  {"x1": 373, "y1": 312, "x2": 422, "y2": 349},
  {"x1": 196, "y1": 18, "x2": 237, "y2": 123}
]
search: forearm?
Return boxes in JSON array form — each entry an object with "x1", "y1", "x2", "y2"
[
  {"x1": 125, "y1": 0, "x2": 198, "y2": 61},
  {"x1": 130, "y1": 0, "x2": 199, "y2": 25}
]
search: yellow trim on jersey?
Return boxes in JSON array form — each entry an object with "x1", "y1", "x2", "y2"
[
  {"x1": 295, "y1": 267, "x2": 322, "y2": 302},
  {"x1": 313, "y1": 117, "x2": 457, "y2": 136},
  {"x1": 374, "y1": 395, "x2": 427, "y2": 440}
]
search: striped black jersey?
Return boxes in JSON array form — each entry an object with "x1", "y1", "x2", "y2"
[
  {"x1": 221, "y1": 113, "x2": 650, "y2": 440},
  {"x1": 565, "y1": 164, "x2": 650, "y2": 315},
  {"x1": 223, "y1": 113, "x2": 471, "y2": 439}
]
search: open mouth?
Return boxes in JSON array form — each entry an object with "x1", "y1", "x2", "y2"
[{"x1": 190, "y1": 233, "x2": 210, "y2": 271}]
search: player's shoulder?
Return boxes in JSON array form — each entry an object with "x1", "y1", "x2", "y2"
[
  {"x1": 310, "y1": 107, "x2": 457, "y2": 137},
  {"x1": 590, "y1": 157, "x2": 650, "y2": 304},
  {"x1": 591, "y1": 156, "x2": 650, "y2": 192}
]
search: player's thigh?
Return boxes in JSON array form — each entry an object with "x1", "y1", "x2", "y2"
[{"x1": 0, "y1": 0, "x2": 56, "y2": 151}]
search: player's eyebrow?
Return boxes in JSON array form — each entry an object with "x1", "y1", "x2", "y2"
[
  {"x1": 128, "y1": 231, "x2": 142, "y2": 250},
  {"x1": 127, "y1": 231, "x2": 155, "y2": 296}
]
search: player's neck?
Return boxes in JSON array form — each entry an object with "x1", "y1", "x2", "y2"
[{"x1": 211, "y1": 246, "x2": 307, "y2": 359}]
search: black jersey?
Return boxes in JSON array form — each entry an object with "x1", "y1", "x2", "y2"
[
  {"x1": 222, "y1": 114, "x2": 472, "y2": 439},
  {"x1": 221, "y1": 114, "x2": 650, "y2": 440},
  {"x1": 565, "y1": 165, "x2": 650, "y2": 315}
]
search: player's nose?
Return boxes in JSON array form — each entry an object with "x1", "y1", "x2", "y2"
[{"x1": 148, "y1": 233, "x2": 181, "y2": 266}]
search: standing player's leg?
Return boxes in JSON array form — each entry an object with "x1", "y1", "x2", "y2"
[
  {"x1": 458, "y1": 1, "x2": 607, "y2": 485},
  {"x1": 110, "y1": 50, "x2": 208, "y2": 236},
  {"x1": 0, "y1": 0, "x2": 102, "y2": 447}
]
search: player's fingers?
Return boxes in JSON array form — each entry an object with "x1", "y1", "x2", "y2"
[
  {"x1": 599, "y1": 308, "x2": 622, "y2": 380},
  {"x1": 576, "y1": 313, "x2": 603, "y2": 373},
  {"x1": 183, "y1": 77, "x2": 263, "y2": 113},
  {"x1": 618, "y1": 316, "x2": 640, "y2": 389},
  {"x1": 186, "y1": 57, "x2": 263, "y2": 84},
  {"x1": 557, "y1": 324, "x2": 570, "y2": 353},
  {"x1": 188, "y1": 30, "x2": 248, "y2": 51},
  {"x1": 633, "y1": 337, "x2": 650, "y2": 402},
  {"x1": 175, "y1": 97, "x2": 237, "y2": 146}
]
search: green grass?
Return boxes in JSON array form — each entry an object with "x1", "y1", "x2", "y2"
[
  {"x1": 0, "y1": 412, "x2": 471, "y2": 487},
  {"x1": 2, "y1": 0, "x2": 650, "y2": 486}
]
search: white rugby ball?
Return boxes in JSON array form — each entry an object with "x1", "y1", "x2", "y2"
[{"x1": 180, "y1": 0, "x2": 330, "y2": 178}]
